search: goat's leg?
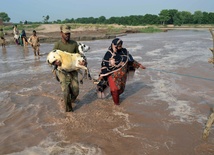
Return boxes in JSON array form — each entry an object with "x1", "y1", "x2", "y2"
[
  {"x1": 85, "y1": 67, "x2": 92, "y2": 80},
  {"x1": 80, "y1": 69, "x2": 89, "y2": 84},
  {"x1": 82, "y1": 61, "x2": 91, "y2": 80},
  {"x1": 76, "y1": 65, "x2": 89, "y2": 84}
]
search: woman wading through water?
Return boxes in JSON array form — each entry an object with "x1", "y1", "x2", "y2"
[{"x1": 96, "y1": 38, "x2": 146, "y2": 105}]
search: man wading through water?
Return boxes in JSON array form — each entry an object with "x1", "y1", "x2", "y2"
[{"x1": 53, "y1": 25, "x2": 83, "y2": 112}]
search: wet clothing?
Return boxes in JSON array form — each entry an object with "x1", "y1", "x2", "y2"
[
  {"x1": 54, "y1": 40, "x2": 79, "y2": 53},
  {"x1": 0, "y1": 30, "x2": 5, "y2": 46},
  {"x1": 28, "y1": 35, "x2": 40, "y2": 55},
  {"x1": 0, "y1": 30, "x2": 4, "y2": 38},
  {"x1": 13, "y1": 27, "x2": 19, "y2": 39},
  {"x1": 97, "y1": 47, "x2": 141, "y2": 105},
  {"x1": 13, "y1": 27, "x2": 19, "y2": 45},
  {"x1": 19, "y1": 30, "x2": 28, "y2": 46},
  {"x1": 28, "y1": 35, "x2": 40, "y2": 47},
  {"x1": 56, "y1": 70, "x2": 79, "y2": 111},
  {"x1": 53, "y1": 40, "x2": 79, "y2": 112}
]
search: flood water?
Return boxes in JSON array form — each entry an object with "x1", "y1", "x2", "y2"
[{"x1": 1, "y1": 30, "x2": 214, "y2": 155}]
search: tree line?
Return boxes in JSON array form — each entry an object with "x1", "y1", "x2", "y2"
[{"x1": 1, "y1": 9, "x2": 214, "y2": 25}]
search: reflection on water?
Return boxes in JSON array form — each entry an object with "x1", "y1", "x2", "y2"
[{"x1": 1, "y1": 30, "x2": 214, "y2": 155}]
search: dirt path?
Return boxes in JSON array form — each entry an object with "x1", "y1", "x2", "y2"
[
  {"x1": 5, "y1": 24, "x2": 119, "y2": 44},
  {"x1": 36, "y1": 24, "x2": 62, "y2": 33}
]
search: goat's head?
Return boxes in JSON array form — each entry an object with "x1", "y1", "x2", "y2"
[
  {"x1": 47, "y1": 50, "x2": 62, "y2": 65},
  {"x1": 78, "y1": 42, "x2": 90, "y2": 54}
]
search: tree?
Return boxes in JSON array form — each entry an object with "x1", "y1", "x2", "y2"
[
  {"x1": 97, "y1": 16, "x2": 106, "y2": 24},
  {"x1": 173, "y1": 12, "x2": 182, "y2": 26},
  {"x1": 180, "y1": 11, "x2": 193, "y2": 24},
  {"x1": 193, "y1": 11, "x2": 203, "y2": 24},
  {"x1": 0, "y1": 12, "x2": 10, "y2": 22},
  {"x1": 208, "y1": 13, "x2": 214, "y2": 24},
  {"x1": 202, "y1": 12, "x2": 209, "y2": 24},
  {"x1": 159, "y1": 9, "x2": 170, "y2": 25},
  {"x1": 106, "y1": 17, "x2": 120, "y2": 24},
  {"x1": 168, "y1": 9, "x2": 178, "y2": 24},
  {"x1": 43, "y1": 15, "x2": 50, "y2": 23},
  {"x1": 143, "y1": 14, "x2": 159, "y2": 24},
  {"x1": 63, "y1": 18, "x2": 71, "y2": 23},
  {"x1": 56, "y1": 19, "x2": 62, "y2": 24}
]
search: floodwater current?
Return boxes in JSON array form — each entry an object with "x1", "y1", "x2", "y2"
[{"x1": 1, "y1": 30, "x2": 214, "y2": 155}]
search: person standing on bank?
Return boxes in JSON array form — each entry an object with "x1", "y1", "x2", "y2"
[
  {"x1": 96, "y1": 38, "x2": 146, "y2": 105},
  {"x1": 52, "y1": 25, "x2": 80, "y2": 112}
]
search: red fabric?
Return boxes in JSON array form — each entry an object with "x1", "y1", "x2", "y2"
[
  {"x1": 111, "y1": 91, "x2": 119, "y2": 105},
  {"x1": 108, "y1": 64, "x2": 128, "y2": 95},
  {"x1": 108, "y1": 76, "x2": 120, "y2": 105},
  {"x1": 108, "y1": 76, "x2": 118, "y2": 91}
]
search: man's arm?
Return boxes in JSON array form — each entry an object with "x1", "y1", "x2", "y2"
[
  {"x1": 28, "y1": 36, "x2": 32, "y2": 45},
  {"x1": 75, "y1": 42, "x2": 79, "y2": 53}
]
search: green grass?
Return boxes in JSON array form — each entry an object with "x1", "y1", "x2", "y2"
[
  {"x1": 139, "y1": 27, "x2": 162, "y2": 33},
  {"x1": 1, "y1": 24, "x2": 41, "y2": 31}
]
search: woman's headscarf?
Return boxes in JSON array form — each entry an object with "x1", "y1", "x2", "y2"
[
  {"x1": 112, "y1": 38, "x2": 123, "y2": 46},
  {"x1": 109, "y1": 38, "x2": 123, "y2": 50}
]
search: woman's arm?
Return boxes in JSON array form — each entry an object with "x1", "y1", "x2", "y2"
[
  {"x1": 128, "y1": 53, "x2": 146, "y2": 70},
  {"x1": 133, "y1": 60, "x2": 146, "y2": 69}
]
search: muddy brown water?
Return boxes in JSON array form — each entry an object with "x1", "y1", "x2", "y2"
[{"x1": 1, "y1": 30, "x2": 214, "y2": 155}]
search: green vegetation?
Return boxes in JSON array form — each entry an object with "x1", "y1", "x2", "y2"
[
  {"x1": 139, "y1": 27, "x2": 163, "y2": 33},
  {"x1": 0, "y1": 9, "x2": 213, "y2": 35},
  {"x1": 107, "y1": 27, "x2": 124, "y2": 34},
  {"x1": 3, "y1": 24, "x2": 41, "y2": 31},
  {"x1": 0, "y1": 12, "x2": 10, "y2": 22},
  {"x1": 1, "y1": 9, "x2": 214, "y2": 26},
  {"x1": 48, "y1": 10, "x2": 214, "y2": 26},
  {"x1": 18, "y1": 24, "x2": 40, "y2": 30}
]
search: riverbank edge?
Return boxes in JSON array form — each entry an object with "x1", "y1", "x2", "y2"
[{"x1": 3, "y1": 24, "x2": 213, "y2": 45}]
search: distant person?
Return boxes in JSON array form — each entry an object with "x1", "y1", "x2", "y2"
[
  {"x1": 96, "y1": 38, "x2": 146, "y2": 105},
  {"x1": 52, "y1": 25, "x2": 82, "y2": 112},
  {"x1": 13, "y1": 25, "x2": 19, "y2": 45},
  {"x1": 20, "y1": 30, "x2": 28, "y2": 46},
  {"x1": 0, "y1": 28, "x2": 6, "y2": 48},
  {"x1": 28, "y1": 30, "x2": 40, "y2": 56}
]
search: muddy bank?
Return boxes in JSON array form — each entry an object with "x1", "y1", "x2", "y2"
[
  {"x1": 4, "y1": 31, "x2": 118, "y2": 44},
  {"x1": 4, "y1": 28, "x2": 136, "y2": 44},
  {"x1": 38, "y1": 31, "x2": 119, "y2": 43},
  {"x1": 3, "y1": 23, "x2": 212, "y2": 45}
]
